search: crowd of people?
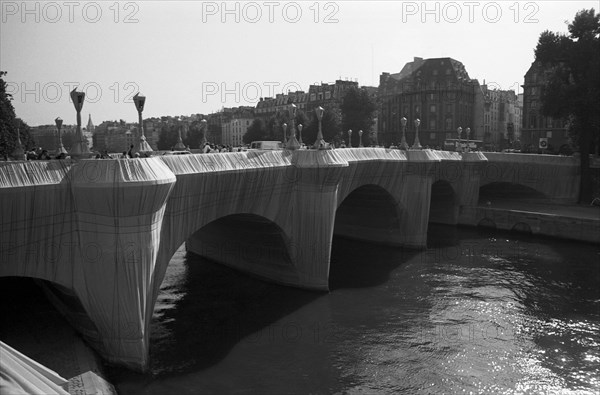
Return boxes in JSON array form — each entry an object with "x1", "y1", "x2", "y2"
[
  {"x1": 1, "y1": 147, "x2": 67, "y2": 161},
  {"x1": 2, "y1": 142, "x2": 488, "y2": 162}
]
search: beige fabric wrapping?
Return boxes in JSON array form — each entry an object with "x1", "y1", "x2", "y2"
[
  {"x1": 0, "y1": 341, "x2": 69, "y2": 395},
  {"x1": 0, "y1": 149, "x2": 579, "y2": 371}
]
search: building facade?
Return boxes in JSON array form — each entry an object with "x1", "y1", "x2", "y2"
[
  {"x1": 379, "y1": 57, "x2": 482, "y2": 148},
  {"x1": 212, "y1": 106, "x2": 254, "y2": 146},
  {"x1": 521, "y1": 61, "x2": 569, "y2": 153},
  {"x1": 479, "y1": 86, "x2": 522, "y2": 151},
  {"x1": 306, "y1": 80, "x2": 358, "y2": 113},
  {"x1": 255, "y1": 90, "x2": 308, "y2": 122},
  {"x1": 93, "y1": 121, "x2": 158, "y2": 153}
]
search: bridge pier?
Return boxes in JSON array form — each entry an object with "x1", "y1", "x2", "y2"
[{"x1": 67, "y1": 159, "x2": 175, "y2": 371}]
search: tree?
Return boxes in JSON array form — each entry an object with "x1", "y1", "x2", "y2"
[
  {"x1": 534, "y1": 8, "x2": 600, "y2": 203},
  {"x1": 0, "y1": 71, "x2": 34, "y2": 158},
  {"x1": 266, "y1": 115, "x2": 283, "y2": 141},
  {"x1": 184, "y1": 120, "x2": 205, "y2": 148},
  {"x1": 60, "y1": 129, "x2": 89, "y2": 152},
  {"x1": 206, "y1": 123, "x2": 220, "y2": 144},
  {"x1": 340, "y1": 87, "x2": 377, "y2": 147},
  {"x1": 157, "y1": 124, "x2": 181, "y2": 150},
  {"x1": 243, "y1": 118, "x2": 267, "y2": 144}
]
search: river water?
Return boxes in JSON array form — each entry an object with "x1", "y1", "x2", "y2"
[{"x1": 104, "y1": 225, "x2": 600, "y2": 394}]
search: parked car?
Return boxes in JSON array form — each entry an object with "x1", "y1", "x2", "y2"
[
  {"x1": 249, "y1": 141, "x2": 283, "y2": 150},
  {"x1": 162, "y1": 151, "x2": 192, "y2": 155}
]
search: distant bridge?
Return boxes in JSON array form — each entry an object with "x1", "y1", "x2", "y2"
[{"x1": 0, "y1": 149, "x2": 582, "y2": 371}]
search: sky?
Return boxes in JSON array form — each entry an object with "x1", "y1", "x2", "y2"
[{"x1": 1, "y1": 0, "x2": 596, "y2": 126}]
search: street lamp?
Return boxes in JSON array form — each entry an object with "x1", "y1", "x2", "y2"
[
  {"x1": 457, "y1": 126, "x2": 463, "y2": 153},
  {"x1": 200, "y1": 119, "x2": 208, "y2": 147},
  {"x1": 348, "y1": 129, "x2": 352, "y2": 147},
  {"x1": 55, "y1": 117, "x2": 67, "y2": 155},
  {"x1": 174, "y1": 124, "x2": 186, "y2": 151},
  {"x1": 411, "y1": 119, "x2": 421, "y2": 149},
  {"x1": 133, "y1": 93, "x2": 152, "y2": 152},
  {"x1": 69, "y1": 88, "x2": 90, "y2": 157},
  {"x1": 313, "y1": 106, "x2": 326, "y2": 149},
  {"x1": 298, "y1": 124, "x2": 303, "y2": 146},
  {"x1": 282, "y1": 123, "x2": 287, "y2": 145},
  {"x1": 359, "y1": 130, "x2": 364, "y2": 147},
  {"x1": 400, "y1": 116, "x2": 408, "y2": 150},
  {"x1": 286, "y1": 103, "x2": 300, "y2": 150},
  {"x1": 465, "y1": 127, "x2": 471, "y2": 152}
]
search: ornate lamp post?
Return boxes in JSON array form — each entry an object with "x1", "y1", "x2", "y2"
[
  {"x1": 69, "y1": 88, "x2": 90, "y2": 157},
  {"x1": 298, "y1": 124, "x2": 303, "y2": 146},
  {"x1": 313, "y1": 106, "x2": 326, "y2": 149},
  {"x1": 411, "y1": 119, "x2": 421, "y2": 149},
  {"x1": 465, "y1": 127, "x2": 471, "y2": 152},
  {"x1": 285, "y1": 103, "x2": 300, "y2": 150},
  {"x1": 358, "y1": 130, "x2": 364, "y2": 147},
  {"x1": 282, "y1": 123, "x2": 287, "y2": 145},
  {"x1": 200, "y1": 119, "x2": 208, "y2": 147},
  {"x1": 348, "y1": 129, "x2": 352, "y2": 147},
  {"x1": 133, "y1": 93, "x2": 152, "y2": 152},
  {"x1": 174, "y1": 125, "x2": 186, "y2": 151},
  {"x1": 55, "y1": 117, "x2": 67, "y2": 155},
  {"x1": 400, "y1": 116, "x2": 408, "y2": 150},
  {"x1": 457, "y1": 126, "x2": 463, "y2": 153}
]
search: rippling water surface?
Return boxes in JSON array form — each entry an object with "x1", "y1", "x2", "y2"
[{"x1": 108, "y1": 225, "x2": 600, "y2": 394}]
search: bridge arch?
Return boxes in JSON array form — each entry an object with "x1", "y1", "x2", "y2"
[
  {"x1": 184, "y1": 213, "x2": 297, "y2": 286},
  {"x1": 429, "y1": 180, "x2": 458, "y2": 225},
  {"x1": 0, "y1": 276, "x2": 101, "y2": 350},
  {"x1": 511, "y1": 222, "x2": 533, "y2": 235},
  {"x1": 477, "y1": 218, "x2": 497, "y2": 229},
  {"x1": 333, "y1": 184, "x2": 404, "y2": 246},
  {"x1": 479, "y1": 182, "x2": 548, "y2": 203}
]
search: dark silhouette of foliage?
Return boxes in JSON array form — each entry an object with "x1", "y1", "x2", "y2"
[
  {"x1": 243, "y1": 118, "x2": 268, "y2": 144},
  {"x1": 534, "y1": 8, "x2": 600, "y2": 202},
  {"x1": 340, "y1": 87, "x2": 377, "y2": 147},
  {"x1": 0, "y1": 71, "x2": 34, "y2": 158}
]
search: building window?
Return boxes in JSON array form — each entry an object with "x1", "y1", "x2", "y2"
[
  {"x1": 414, "y1": 105, "x2": 420, "y2": 115},
  {"x1": 546, "y1": 131, "x2": 552, "y2": 138},
  {"x1": 325, "y1": 91, "x2": 331, "y2": 100},
  {"x1": 310, "y1": 93, "x2": 316, "y2": 101},
  {"x1": 429, "y1": 118, "x2": 436, "y2": 129},
  {"x1": 430, "y1": 133, "x2": 436, "y2": 140},
  {"x1": 430, "y1": 104, "x2": 436, "y2": 113},
  {"x1": 445, "y1": 132, "x2": 453, "y2": 139},
  {"x1": 446, "y1": 104, "x2": 452, "y2": 114},
  {"x1": 445, "y1": 118, "x2": 452, "y2": 130},
  {"x1": 529, "y1": 115, "x2": 537, "y2": 128}
]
